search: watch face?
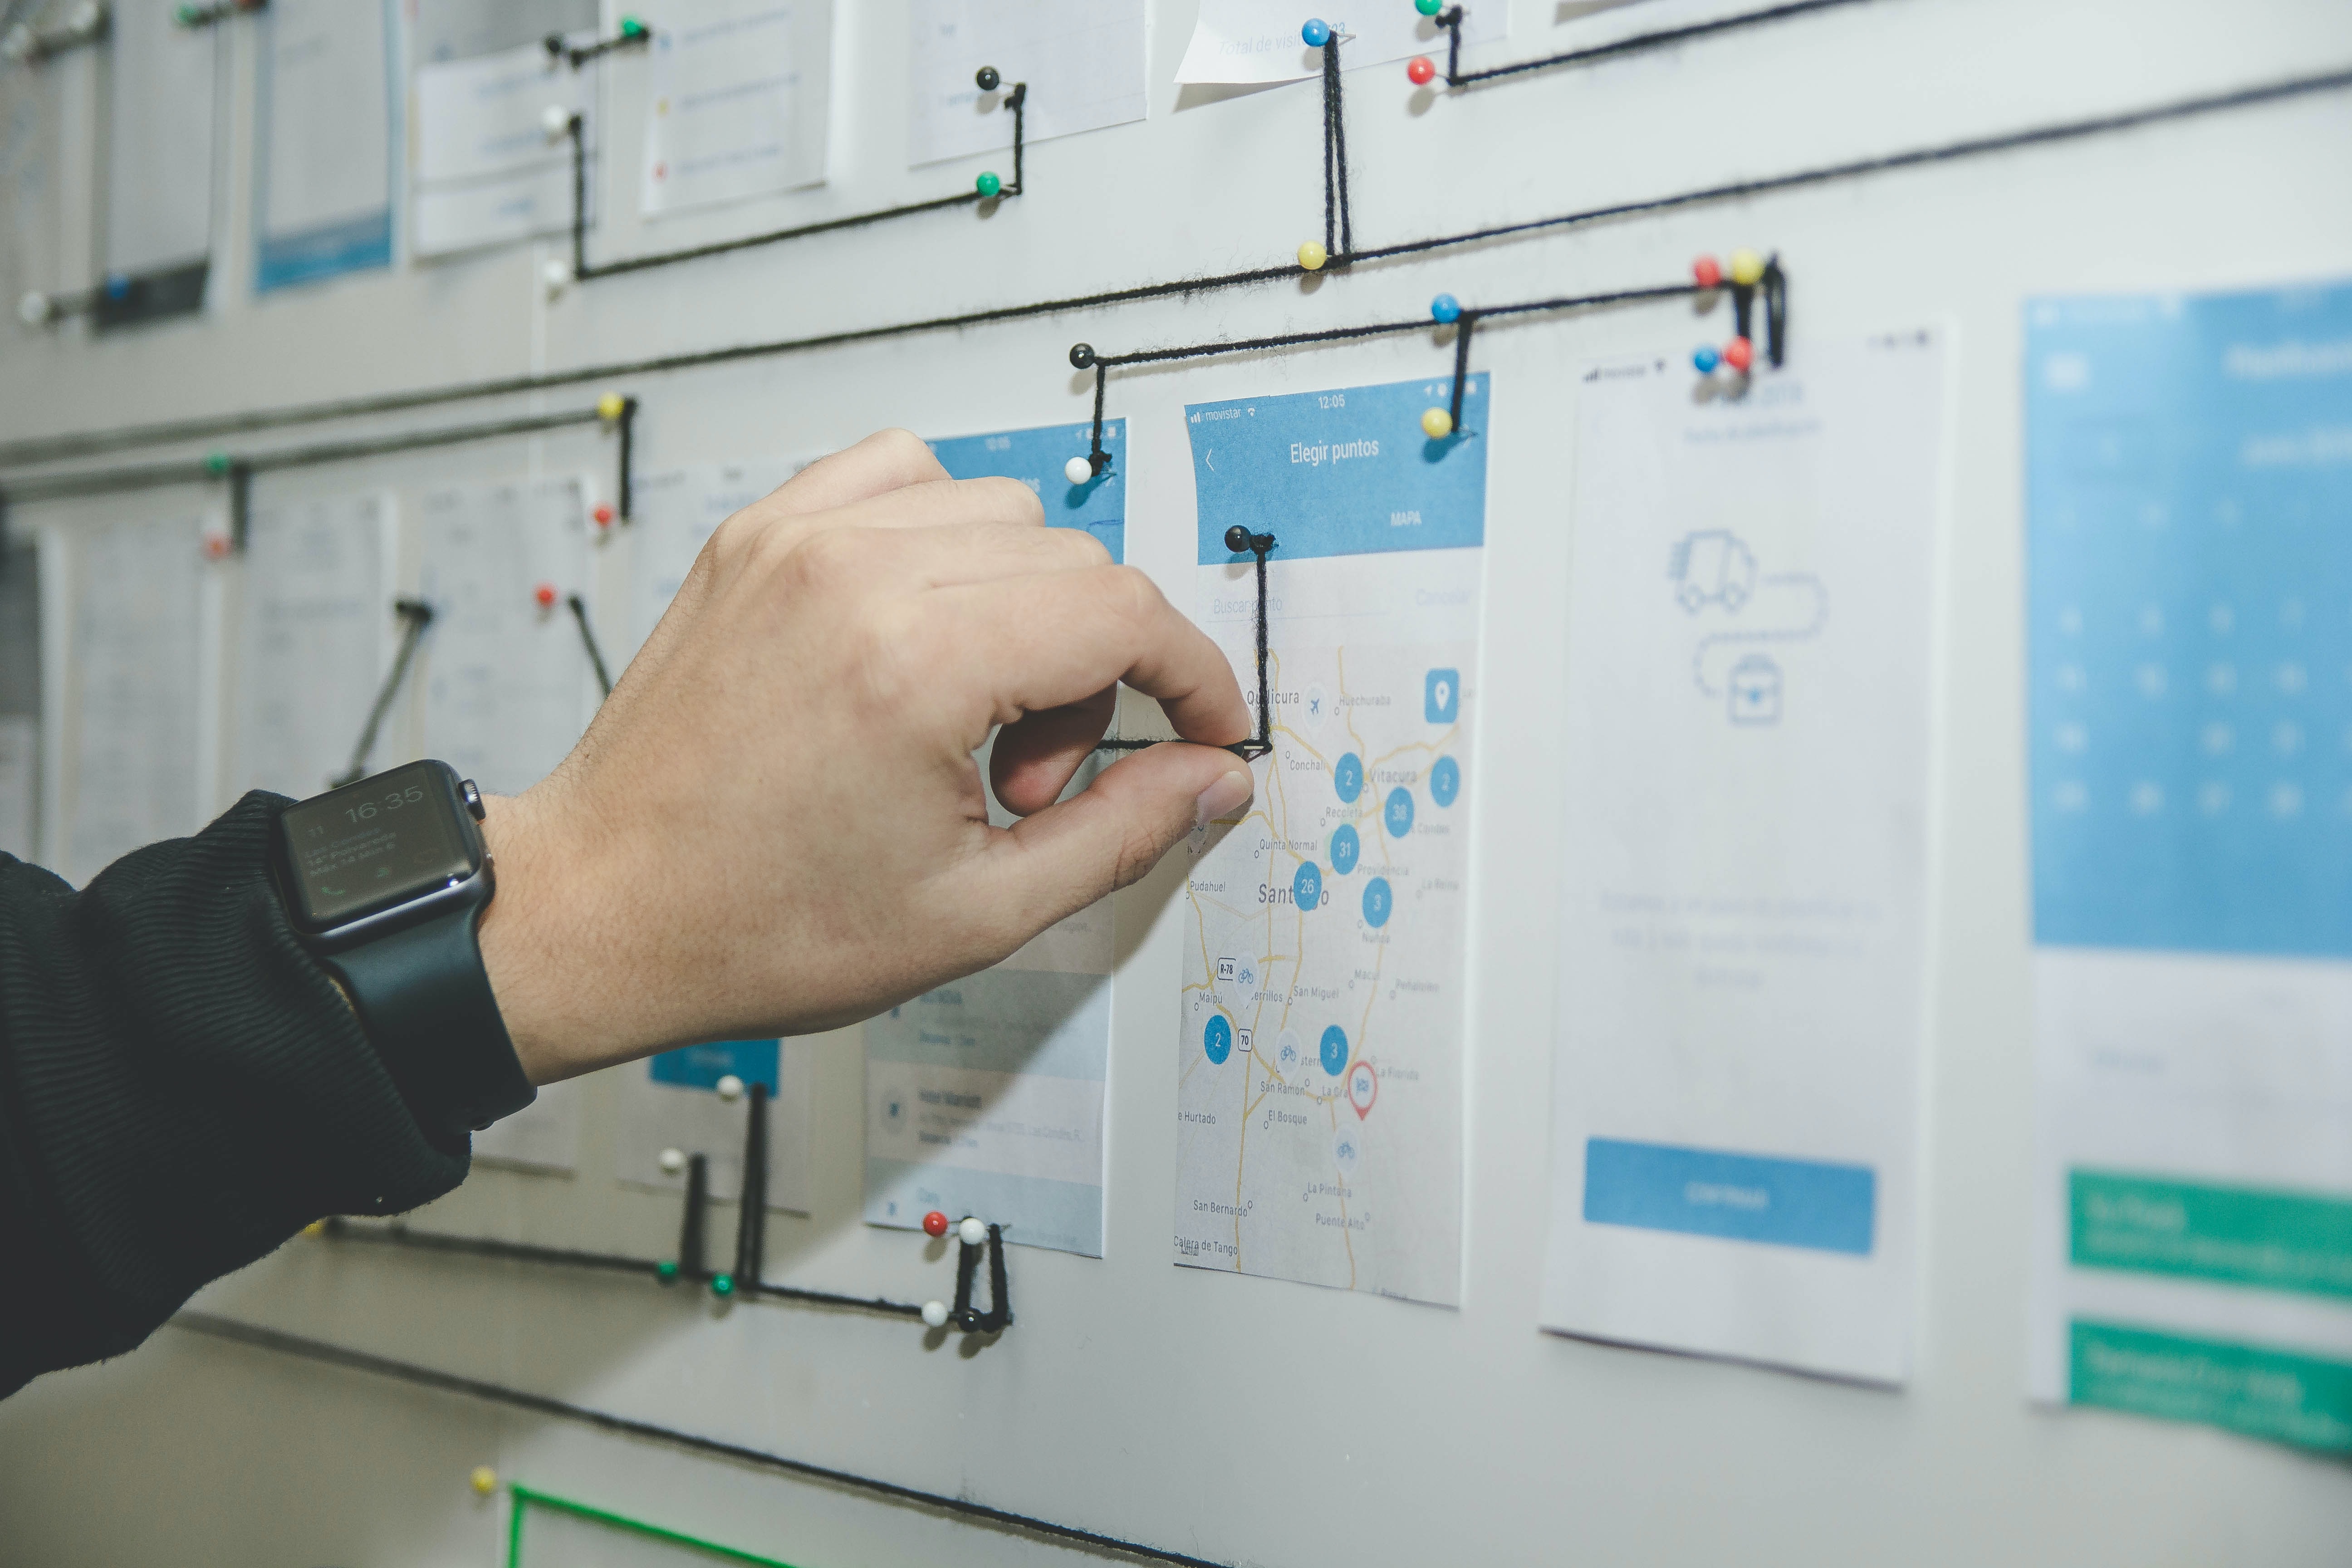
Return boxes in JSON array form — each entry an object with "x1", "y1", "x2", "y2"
[{"x1": 279, "y1": 761, "x2": 480, "y2": 931}]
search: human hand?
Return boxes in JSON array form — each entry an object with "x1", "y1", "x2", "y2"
[{"x1": 475, "y1": 430, "x2": 1255, "y2": 1084}]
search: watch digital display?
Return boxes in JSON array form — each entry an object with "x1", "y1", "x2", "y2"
[{"x1": 277, "y1": 760, "x2": 480, "y2": 931}]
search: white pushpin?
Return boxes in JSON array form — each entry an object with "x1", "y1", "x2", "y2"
[
  {"x1": 17, "y1": 290, "x2": 49, "y2": 326},
  {"x1": 920, "y1": 1299, "x2": 949, "y2": 1328},
  {"x1": 657, "y1": 1147, "x2": 686, "y2": 1175},
  {"x1": 715, "y1": 1073, "x2": 745, "y2": 1102},
  {"x1": 957, "y1": 1215, "x2": 986, "y2": 1247},
  {"x1": 541, "y1": 258, "x2": 571, "y2": 298},
  {"x1": 70, "y1": 2, "x2": 103, "y2": 32},
  {"x1": 2, "y1": 24, "x2": 35, "y2": 61},
  {"x1": 1063, "y1": 455, "x2": 1092, "y2": 485},
  {"x1": 540, "y1": 104, "x2": 573, "y2": 140}
]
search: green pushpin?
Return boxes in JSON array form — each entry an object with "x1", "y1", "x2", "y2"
[
  {"x1": 975, "y1": 171, "x2": 1001, "y2": 199},
  {"x1": 619, "y1": 15, "x2": 647, "y2": 37},
  {"x1": 175, "y1": 4, "x2": 202, "y2": 24},
  {"x1": 1415, "y1": 0, "x2": 1443, "y2": 14},
  {"x1": 203, "y1": 451, "x2": 232, "y2": 474},
  {"x1": 656, "y1": 1260, "x2": 679, "y2": 1282},
  {"x1": 710, "y1": 1273, "x2": 735, "y2": 1298}
]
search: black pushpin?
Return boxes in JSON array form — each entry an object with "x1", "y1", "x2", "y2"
[
  {"x1": 975, "y1": 65, "x2": 1000, "y2": 92},
  {"x1": 1225, "y1": 525, "x2": 1254, "y2": 554},
  {"x1": 1068, "y1": 343, "x2": 1096, "y2": 370}
]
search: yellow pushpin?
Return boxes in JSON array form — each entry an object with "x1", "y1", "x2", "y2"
[
  {"x1": 596, "y1": 392, "x2": 627, "y2": 422},
  {"x1": 470, "y1": 1465, "x2": 499, "y2": 1496},
  {"x1": 301, "y1": 1220, "x2": 326, "y2": 1238},
  {"x1": 1297, "y1": 240, "x2": 1328, "y2": 272},
  {"x1": 1727, "y1": 248, "x2": 1765, "y2": 287},
  {"x1": 1420, "y1": 407, "x2": 1454, "y2": 439}
]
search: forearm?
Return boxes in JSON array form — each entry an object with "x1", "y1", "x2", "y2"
[{"x1": 0, "y1": 795, "x2": 468, "y2": 1395}]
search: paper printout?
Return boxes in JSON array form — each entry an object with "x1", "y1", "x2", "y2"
[
  {"x1": 104, "y1": 0, "x2": 216, "y2": 279},
  {"x1": 907, "y1": 0, "x2": 1145, "y2": 168},
  {"x1": 256, "y1": 0, "x2": 395, "y2": 291},
  {"x1": 64, "y1": 515, "x2": 208, "y2": 887},
  {"x1": 637, "y1": 0, "x2": 830, "y2": 216},
  {"x1": 1538, "y1": 333, "x2": 1945, "y2": 1383},
  {"x1": 415, "y1": 479, "x2": 594, "y2": 798},
  {"x1": 230, "y1": 493, "x2": 394, "y2": 799},
  {"x1": 858, "y1": 421, "x2": 1132, "y2": 1257},
  {"x1": 412, "y1": 40, "x2": 594, "y2": 256},
  {"x1": 0, "y1": 716, "x2": 35, "y2": 863},
  {"x1": 619, "y1": 1039, "x2": 815, "y2": 1214},
  {"x1": 1174, "y1": 375, "x2": 1485, "y2": 1304},
  {"x1": 624, "y1": 461, "x2": 806, "y2": 660},
  {"x1": 2024, "y1": 281, "x2": 2352, "y2": 1453},
  {"x1": 1175, "y1": 1, "x2": 1500, "y2": 85}
]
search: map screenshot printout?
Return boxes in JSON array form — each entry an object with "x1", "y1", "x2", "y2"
[
  {"x1": 1542, "y1": 335, "x2": 1947, "y2": 1382},
  {"x1": 1174, "y1": 375, "x2": 1486, "y2": 1305},
  {"x1": 2025, "y1": 280, "x2": 2352, "y2": 1451},
  {"x1": 860, "y1": 422, "x2": 1130, "y2": 1258}
]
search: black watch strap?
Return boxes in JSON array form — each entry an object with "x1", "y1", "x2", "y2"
[{"x1": 322, "y1": 901, "x2": 536, "y2": 1139}]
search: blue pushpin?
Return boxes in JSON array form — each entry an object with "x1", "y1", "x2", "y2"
[
  {"x1": 1692, "y1": 345, "x2": 1720, "y2": 374},
  {"x1": 1302, "y1": 18, "x2": 1332, "y2": 46},
  {"x1": 1430, "y1": 293, "x2": 1461, "y2": 324},
  {"x1": 103, "y1": 273, "x2": 131, "y2": 301}
]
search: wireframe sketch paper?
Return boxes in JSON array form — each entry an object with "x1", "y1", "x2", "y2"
[
  {"x1": 908, "y1": 0, "x2": 1145, "y2": 167},
  {"x1": 1175, "y1": 1, "x2": 1501, "y2": 85},
  {"x1": 2024, "y1": 280, "x2": 2352, "y2": 1453},
  {"x1": 1540, "y1": 333, "x2": 1948, "y2": 1382},
  {"x1": 638, "y1": 0, "x2": 831, "y2": 216},
  {"x1": 415, "y1": 479, "x2": 595, "y2": 798},
  {"x1": 1175, "y1": 375, "x2": 1486, "y2": 1305},
  {"x1": 623, "y1": 461, "x2": 808, "y2": 662},
  {"x1": 858, "y1": 420, "x2": 1134, "y2": 1258},
  {"x1": 64, "y1": 514, "x2": 209, "y2": 887},
  {"x1": 412, "y1": 39, "x2": 594, "y2": 255},
  {"x1": 105, "y1": 0, "x2": 216, "y2": 284},
  {"x1": 231, "y1": 493, "x2": 396, "y2": 799},
  {"x1": 256, "y1": 0, "x2": 395, "y2": 290}
]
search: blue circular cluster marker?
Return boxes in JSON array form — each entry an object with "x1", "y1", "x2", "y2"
[
  {"x1": 1693, "y1": 345, "x2": 1721, "y2": 374},
  {"x1": 1320, "y1": 1024, "x2": 1349, "y2": 1076},
  {"x1": 1329, "y1": 823, "x2": 1360, "y2": 875},
  {"x1": 1301, "y1": 17, "x2": 1332, "y2": 46},
  {"x1": 1384, "y1": 785, "x2": 1416, "y2": 839},
  {"x1": 1334, "y1": 751, "x2": 1364, "y2": 803},
  {"x1": 1293, "y1": 860, "x2": 1324, "y2": 911},
  {"x1": 1204, "y1": 1014, "x2": 1233, "y2": 1065},
  {"x1": 1430, "y1": 755, "x2": 1460, "y2": 808},
  {"x1": 1362, "y1": 877, "x2": 1393, "y2": 928},
  {"x1": 1430, "y1": 293, "x2": 1461, "y2": 324}
]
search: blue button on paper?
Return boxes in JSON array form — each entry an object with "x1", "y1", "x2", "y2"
[
  {"x1": 650, "y1": 1039, "x2": 780, "y2": 1095},
  {"x1": 1582, "y1": 1137, "x2": 1875, "y2": 1255},
  {"x1": 1424, "y1": 668, "x2": 1460, "y2": 724}
]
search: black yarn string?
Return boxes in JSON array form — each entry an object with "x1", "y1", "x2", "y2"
[
  {"x1": 1447, "y1": 312, "x2": 1477, "y2": 429},
  {"x1": 1321, "y1": 42, "x2": 1340, "y2": 259},
  {"x1": 548, "y1": 23, "x2": 654, "y2": 70},
  {"x1": 168, "y1": 1312, "x2": 1227, "y2": 1568},
  {"x1": 567, "y1": 594, "x2": 614, "y2": 698},
  {"x1": 1440, "y1": 0, "x2": 1878, "y2": 88},
  {"x1": 315, "y1": 1216, "x2": 932, "y2": 1320},
  {"x1": 733, "y1": 1081, "x2": 769, "y2": 1289},
  {"x1": 563, "y1": 74, "x2": 1026, "y2": 283},
  {"x1": 1327, "y1": 39, "x2": 1353, "y2": 259},
  {"x1": 616, "y1": 395, "x2": 638, "y2": 519},
  {"x1": 5, "y1": 65, "x2": 2347, "y2": 468},
  {"x1": 333, "y1": 599, "x2": 434, "y2": 787}
]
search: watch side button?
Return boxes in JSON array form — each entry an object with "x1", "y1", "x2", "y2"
[{"x1": 461, "y1": 779, "x2": 486, "y2": 820}]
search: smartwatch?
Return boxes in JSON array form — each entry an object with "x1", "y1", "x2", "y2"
[{"x1": 273, "y1": 759, "x2": 536, "y2": 1138}]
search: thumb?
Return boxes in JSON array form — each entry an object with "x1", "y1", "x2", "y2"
[{"x1": 980, "y1": 743, "x2": 1255, "y2": 932}]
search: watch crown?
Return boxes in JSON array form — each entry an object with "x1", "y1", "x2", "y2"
[{"x1": 461, "y1": 779, "x2": 485, "y2": 820}]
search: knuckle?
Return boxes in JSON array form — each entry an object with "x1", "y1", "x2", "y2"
[
  {"x1": 778, "y1": 524, "x2": 867, "y2": 593},
  {"x1": 869, "y1": 427, "x2": 944, "y2": 481},
  {"x1": 1104, "y1": 564, "x2": 1162, "y2": 622}
]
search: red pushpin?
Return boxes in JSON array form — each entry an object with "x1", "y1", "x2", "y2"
[
  {"x1": 1348, "y1": 1060, "x2": 1378, "y2": 1120},
  {"x1": 1692, "y1": 255, "x2": 1722, "y2": 289},
  {"x1": 534, "y1": 583, "x2": 559, "y2": 609},
  {"x1": 592, "y1": 503, "x2": 615, "y2": 528},
  {"x1": 201, "y1": 533, "x2": 231, "y2": 560},
  {"x1": 1721, "y1": 336, "x2": 1754, "y2": 373},
  {"x1": 921, "y1": 1210, "x2": 950, "y2": 1238},
  {"x1": 1406, "y1": 55, "x2": 1435, "y2": 85}
]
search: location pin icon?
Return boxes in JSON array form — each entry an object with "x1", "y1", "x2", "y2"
[{"x1": 1349, "y1": 1062, "x2": 1378, "y2": 1120}]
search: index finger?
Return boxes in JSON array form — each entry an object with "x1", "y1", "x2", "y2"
[
  {"x1": 926, "y1": 565, "x2": 1252, "y2": 752},
  {"x1": 759, "y1": 428, "x2": 951, "y2": 518}
]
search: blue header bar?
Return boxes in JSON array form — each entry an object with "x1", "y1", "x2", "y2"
[
  {"x1": 1188, "y1": 375, "x2": 1489, "y2": 563},
  {"x1": 930, "y1": 420, "x2": 1126, "y2": 563}
]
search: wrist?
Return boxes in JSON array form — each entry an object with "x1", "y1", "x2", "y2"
[{"x1": 475, "y1": 786, "x2": 631, "y2": 1084}]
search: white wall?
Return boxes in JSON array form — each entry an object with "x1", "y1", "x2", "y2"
[{"x1": 2, "y1": 1, "x2": 2351, "y2": 1564}]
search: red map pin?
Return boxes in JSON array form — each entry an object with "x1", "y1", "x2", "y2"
[{"x1": 1348, "y1": 1061, "x2": 1377, "y2": 1120}]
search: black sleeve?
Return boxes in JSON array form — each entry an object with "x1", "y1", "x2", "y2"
[{"x1": 0, "y1": 792, "x2": 470, "y2": 1396}]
